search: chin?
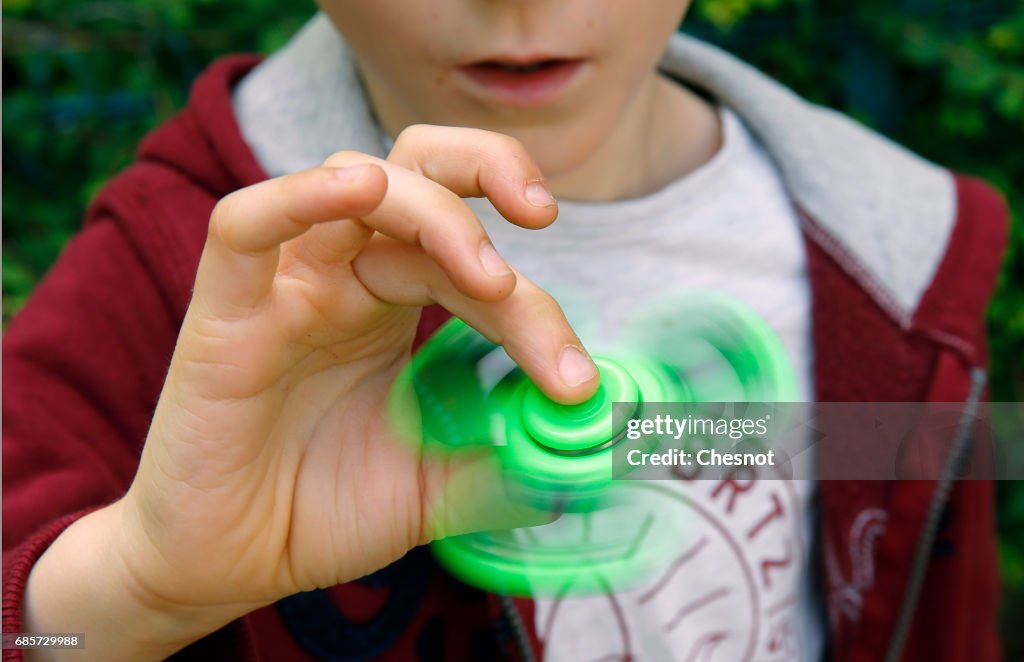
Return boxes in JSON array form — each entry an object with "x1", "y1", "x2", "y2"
[{"x1": 506, "y1": 126, "x2": 607, "y2": 180}]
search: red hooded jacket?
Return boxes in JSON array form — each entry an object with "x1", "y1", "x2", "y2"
[{"x1": 2, "y1": 55, "x2": 1009, "y2": 661}]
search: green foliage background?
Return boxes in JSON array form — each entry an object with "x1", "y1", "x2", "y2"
[{"x1": 4, "y1": 0, "x2": 1023, "y2": 650}]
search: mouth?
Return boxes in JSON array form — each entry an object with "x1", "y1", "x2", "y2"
[{"x1": 455, "y1": 58, "x2": 586, "y2": 107}]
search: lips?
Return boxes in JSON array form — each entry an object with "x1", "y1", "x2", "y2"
[{"x1": 455, "y1": 58, "x2": 585, "y2": 107}]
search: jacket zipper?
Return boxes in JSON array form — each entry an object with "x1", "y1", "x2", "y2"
[
  {"x1": 884, "y1": 367, "x2": 988, "y2": 662},
  {"x1": 500, "y1": 594, "x2": 537, "y2": 662}
]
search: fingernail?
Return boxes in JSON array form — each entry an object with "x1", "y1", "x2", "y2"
[
  {"x1": 479, "y1": 242, "x2": 512, "y2": 276},
  {"x1": 559, "y1": 345, "x2": 598, "y2": 387},
  {"x1": 525, "y1": 180, "x2": 556, "y2": 207},
  {"x1": 335, "y1": 164, "x2": 369, "y2": 181}
]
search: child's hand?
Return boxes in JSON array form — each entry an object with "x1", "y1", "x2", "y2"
[{"x1": 23, "y1": 126, "x2": 599, "y2": 658}]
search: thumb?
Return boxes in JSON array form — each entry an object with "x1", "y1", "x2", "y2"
[{"x1": 418, "y1": 450, "x2": 558, "y2": 543}]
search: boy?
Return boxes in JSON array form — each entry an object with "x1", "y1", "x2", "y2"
[{"x1": 3, "y1": 1, "x2": 1007, "y2": 660}]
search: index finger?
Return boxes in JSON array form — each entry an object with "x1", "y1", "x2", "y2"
[
  {"x1": 364, "y1": 124, "x2": 558, "y2": 230},
  {"x1": 194, "y1": 164, "x2": 388, "y2": 316}
]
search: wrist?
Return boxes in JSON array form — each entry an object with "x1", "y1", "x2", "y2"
[{"x1": 23, "y1": 500, "x2": 247, "y2": 660}]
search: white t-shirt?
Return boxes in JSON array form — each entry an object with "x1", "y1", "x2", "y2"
[{"x1": 465, "y1": 107, "x2": 824, "y2": 661}]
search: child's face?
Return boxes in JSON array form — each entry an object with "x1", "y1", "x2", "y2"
[{"x1": 318, "y1": 1, "x2": 692, "y2": 179}]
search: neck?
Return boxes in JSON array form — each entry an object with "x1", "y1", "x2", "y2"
[{"x1": 547, "y1": 74, "x2": 722, "y2": 201}]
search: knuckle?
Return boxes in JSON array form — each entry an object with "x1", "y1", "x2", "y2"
[
  {"x1": 322, "y1": 149, "x2": 366, "y2": 168},
  {"x1": 490, "y1": 131, "x2": 526, "y2": 155},
  {"x1": 208, "y1": 195, "x2": 238, "y2": 246},
  {"x1": 394, "y1": 123, "x2": 432, "y2": 149},
  {"x1": 479, "y1": 132, "x2": 536, "y2": 181},
  {"x1": 519, "y1": 280, "x2": 561, "y2": 315},
  {"x1": 277, "y1": 171, "x2": 302, "y2": 201}
]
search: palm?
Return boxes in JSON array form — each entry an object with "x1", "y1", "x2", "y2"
[
  {"x1": 289, "y1": 383, "x2": 427, "y2": 588},
  {"x1": 261, "y1": 248, "x2": 438, "y2": 587},
  {"x1": 136, "y1": 262, "x2": 432, "y2": 607}
]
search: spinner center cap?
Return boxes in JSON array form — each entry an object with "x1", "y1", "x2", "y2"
[{"x1": 521, "y1": 357, "x2": 639, "y2": 453}]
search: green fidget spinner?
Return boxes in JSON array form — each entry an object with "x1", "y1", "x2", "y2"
[{"x1": 388, "y1": 292, "x2": 797, "y2": 596}]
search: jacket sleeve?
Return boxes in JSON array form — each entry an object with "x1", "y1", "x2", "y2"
[{"x1": 1, "y1": 217, "x2": 255, "y2": 661}]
